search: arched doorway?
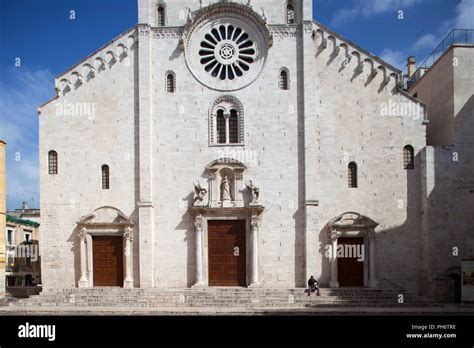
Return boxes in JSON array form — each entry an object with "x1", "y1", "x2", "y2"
[
  {"x1": 327, "y1": 212, "x2": 379, "y2": 288},
  {"x1": 76, "y1": 206, "x2": 135, "y2": 288}
]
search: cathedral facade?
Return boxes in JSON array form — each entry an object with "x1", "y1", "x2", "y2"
[{"x1": 38, "y1": 0, "x2": 463, "y2": 296}]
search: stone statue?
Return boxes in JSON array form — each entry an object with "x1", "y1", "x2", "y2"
[
  {"x1": 186, "y1": 7, "x2": 194, "y2": 23},
  {"x1": 193, "y1": 181, "x2": 207, "y2": 205},
  {"x1": 245, "y1": 180, "x2": 259, "y2": 204},
  {"x1": 221, "y1": 176, "x2": 231, "y2": 201},
  {"x1": 261, "y1": 8, "x2": 267, "y2": 22}
]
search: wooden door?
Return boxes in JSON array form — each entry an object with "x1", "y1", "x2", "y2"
[
  {"x1": 337, "y1": 237, "x2": 364, "y2": 287},
  {"x1": 93, "y1": 236, "x2": 123, "y2": 287},
  {"x1": 208, "y1": 220, "x2": 246, "y2": 286}
]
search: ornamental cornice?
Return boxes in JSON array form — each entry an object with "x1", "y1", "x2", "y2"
[
  {"x1": 182, "y1": 2, "x2": 272, "y2": 51},
  {"x1": 269, "y1": 25, "x2": 298, "y2": 38},
  {"x1": 152, "y1": 27, "x2": 183, "y2": 39}
]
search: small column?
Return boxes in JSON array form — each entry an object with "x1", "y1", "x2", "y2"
[
  {"x1": 368, "y1": 229, "x2": 378, "y2": 288},
  {"x1": 329, "y1": 232, "x2": 340, "y2": 288},
  {"x1": 193, "y1": 215, "x2": 205, "y2": 287},
  {"x1": 249, "y1": 215, "x2": 260, "y2": 287},
  {"x1": 224, "y1": 112, "x2": 230, "y2": 144},
  {"x1": 209, "y1": 171, "x2": 217, "y2": 208},
  {"x1": 78, "y1": 228, "x2": 89, "y2": 288},
  {"x1": 235, "y1": 171, "x2": 244, "y2": 207},
  {"x1": 124, "y1": 227, "x2": 134, "y2": 288}
]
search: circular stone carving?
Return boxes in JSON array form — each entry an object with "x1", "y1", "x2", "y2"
[
  {"x1": 184, "y1": 7, "x2": 270, "y2": 92},
  {"x1": 199, "y1": 24, "x2": 256, "y2": 81}
]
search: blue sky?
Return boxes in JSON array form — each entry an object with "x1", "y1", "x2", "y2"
[{"x1": 0, "y1": 0, "x2": 473, "y2": 211}]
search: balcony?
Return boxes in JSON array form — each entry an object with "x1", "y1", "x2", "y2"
[{"x1": 407, "y1": 29, "x2": 474, "y2": 89}]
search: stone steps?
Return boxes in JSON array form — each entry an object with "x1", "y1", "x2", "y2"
[{"x1": 10, "y1": 287, "x2": 438, "y2": 308}]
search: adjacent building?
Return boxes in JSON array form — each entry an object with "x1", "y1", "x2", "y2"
[
  {"x1": 0, "y1": 140, "x2": 6, "y2": 296},
  {"x1": 5, "y1": 215, "x2": 41, "y2": 288},
  {"x1": 407, "y1": 30, "x2": 474, "y2": 302}
]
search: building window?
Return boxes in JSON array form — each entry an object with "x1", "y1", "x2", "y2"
[
  {"x1": 216, "y1": 110, "x2": 226, "y2": 144},
  {"x1": 102, "y1": 165, "x2": 110, "y2": 190},
  {"x1": 210, "y1": 96, "x2": 244, "y2": 146},
  {"x1": 229, "y1": 110, "x2": 239, "y2": 144},
  {"x1": 199, "y1": 24, "x2": 256, "y2": 81},
  {"x1": 7, "y1": 229, "x2": 14, "y2": 246},
  {"x1": 166, "y1": 72, "x2": 175, "y2": 93},
  {"x1": 403, "y1": 145, "x2": 415, "y2": 170},
  {"x1": 287, "y1": 3, "x2": 295, "y2": 24},
  {"x1": 24, "y1": 231, "x2": 32, "y2": 242},
  {"x1": 279, "y1": 69, "x2": 289, "y2": 90},
  {"x1": 48, "y1": 151, "x2": 58, "y2": 174},
  {"x1": 348, "y1": 162, "x2": 358, "y2": 188},
  {"x1": 158, "y1": 4, "x2": 166, "y2": 26}
]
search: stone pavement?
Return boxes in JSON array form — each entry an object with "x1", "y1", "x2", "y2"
[{"x1": 0, "y1": 304, "x2": 473, "y2": 316}]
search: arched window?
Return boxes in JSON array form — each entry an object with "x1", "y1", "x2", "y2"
[
  {"x1": 287, "y1": 3, "x2": 295, "y2": 24},
  {"x1": 210, "y1": 96, "x2": 244, "y2": 146},
  {"x1": 348, "y1": 162, "x2": 358, "y2": 188},
  {"x1": 102, "y1": 165, "x2": 110, "y2": 190},
  {"x1": 229, "y1": 110, "x2": 239, "y2": 144},
  {"x1": 279, "y1": 69, "x2": 289, "y2": 90},
  {"x1": 158, "y1": 5, "x2": 166, "y2": 27},
  {"x1": 403, "y1": 145, "x2": 414, "y2": 170},
  {"x1": 48, "y1": 151, "x2": 58, "y2": 175},
  {"x1": 216, "y1": 110, "x2": 226, "y2": 144},
  {"x1": 166, "y1": 72, "x2": 175, "y2": 93}
]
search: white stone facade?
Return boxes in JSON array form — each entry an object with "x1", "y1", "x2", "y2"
[{"x1": 37, "y1": 0, "x2": 470, "y2": 297}]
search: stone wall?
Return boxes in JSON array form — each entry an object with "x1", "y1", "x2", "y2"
[
  {"x1": 310, "y1": 22, "x2": 427, "y2": 292},
  {"x1": 39, "y1": 30, "x2": 138, "y2": 290}
]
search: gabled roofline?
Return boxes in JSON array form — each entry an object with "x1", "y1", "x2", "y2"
[
  {"x1": 37, "y1": 25, "x2": 137, "y2": 112},
  {"x1": 55, "y1": 25, "x2": 137, "y2": 80},
  {"x1": 311, "y1": 19, "x2": 402, "y2": 76}
]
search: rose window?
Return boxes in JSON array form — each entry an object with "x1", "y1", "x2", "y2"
[{"x1": 199, "y1": 25, "x2": 256, "y2": 81}]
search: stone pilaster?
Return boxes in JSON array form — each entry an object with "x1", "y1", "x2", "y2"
[
  {"x1": 368, "y1": 229, "x2": 379, "y2": 288},
  {"x1": 124, "y1": 227, "x2": 134, "y2": 288},
  {"x1": 193, "y1": 215, "x2": 205, "y2": 287},
  {"x1": 78, "y1": 227, "x2": 89, "y2": 288},
  {"x1": 329, "y1": 232, "x2": 340, "y2": 288},
  {"x1": 137, "y1": 24, "x2": 155, "y2": 288},
  {"x1": 249, "y1": 214, "x2": 260, "y2": 287}
]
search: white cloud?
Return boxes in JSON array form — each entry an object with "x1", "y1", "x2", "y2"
[
  {"x1": 380, "y1": 48, "x2": 406, "y2": 70},
  {"x1": 0, "y1": 67, "x2": 54, "y2": 210},
  {"x1": 378, "y1": 0, "x2": 474, "y2": 73},
  {"x1": 413, "y1": 34, "x2": 439, "y2": 51},
  {"x1": 331, "y1": 0, "x2": 425, "y2": 26},
  {"x1": 452, "y1": 0, "x2": 474, "y2": 28}
]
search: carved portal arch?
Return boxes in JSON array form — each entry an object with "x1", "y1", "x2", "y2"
[{"x1": 76, "y1": 206, "x2": 135, "y2": 289}]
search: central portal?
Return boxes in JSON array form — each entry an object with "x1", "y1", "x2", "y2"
[{"x1": 208, "y1": 220, "x2": 246, "y2": 286}]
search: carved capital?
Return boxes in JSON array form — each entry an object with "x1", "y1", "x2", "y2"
[
  {"x1": 124, "y1": 227, "x2": 134, "y2": 242},
  {"x1": 250, "y1": 215, "x2": 260, "y2": 231},
  {"x1": 194, "y1": 215, "x2": 204, "y2": 231},
  {"x1": 78, "y1": 227, "x2": 87, "y2": 240}
]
